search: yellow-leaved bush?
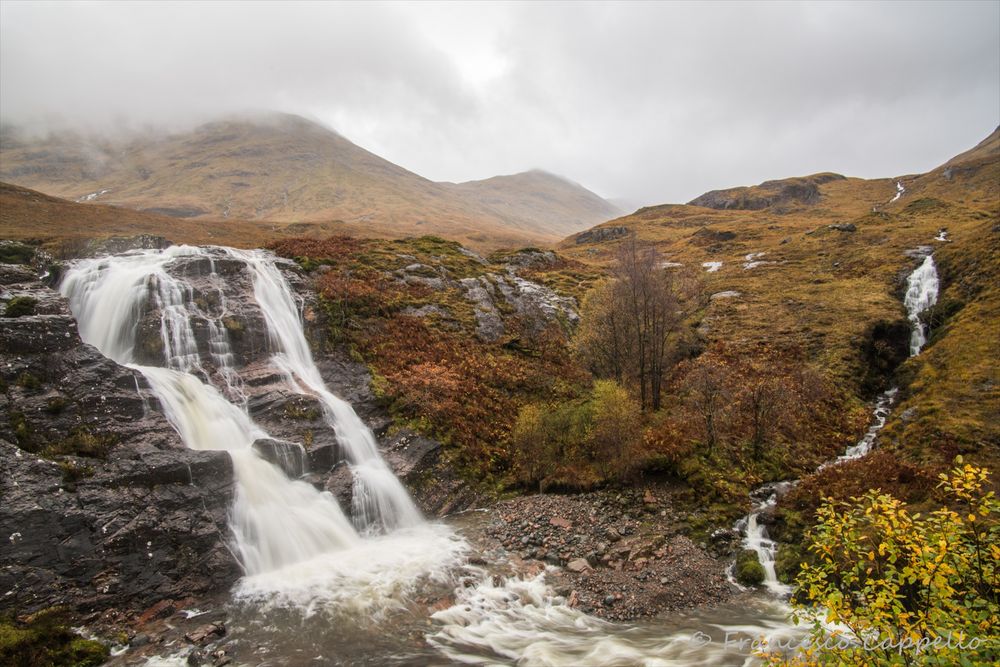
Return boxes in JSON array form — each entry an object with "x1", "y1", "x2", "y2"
[{"x1": 762, "y1": 458, "x2": 998, "y2": 666}]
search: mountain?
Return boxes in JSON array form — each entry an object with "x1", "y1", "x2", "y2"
[
  {"x1": 0, "y1": 113, "x2": 619, "y2": 251},
  {"x1": 562, "y1": 126, "x2": 999, "y2": 508},
  {"x1": 447, "y1": 170, "x2": 621, "y2": 239}
]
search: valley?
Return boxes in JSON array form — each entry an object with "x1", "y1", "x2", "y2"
[{"x1": 0, "y1": 124, "x2": 996, "y2": 666}]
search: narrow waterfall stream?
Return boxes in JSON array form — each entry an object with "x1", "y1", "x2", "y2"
[
  {"x1": 736, "y1": 251, "x2": 940, "y2": 594},
  {"x1": 58, "y1": 244, "x2": 942, "y2": 665}
]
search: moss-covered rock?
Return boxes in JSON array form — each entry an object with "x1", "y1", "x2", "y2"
[
  {"x1": 4, "y1": 296, "x2": 38, "y2": 318},
  {"x1": 734, "y1": 549, "x2": 765, "y2": 587},
  {"x1": 0, "y1": 608, "x2": 109, "y2": 667}
]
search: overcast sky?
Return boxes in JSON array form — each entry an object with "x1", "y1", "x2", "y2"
[{"x1": 2, "y1": 1, "x2": 998, "y2": 205}]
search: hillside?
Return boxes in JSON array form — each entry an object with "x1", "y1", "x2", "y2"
[
  {"x1": 447, "y1": 170, "x2": 622, "y2": 238},
  {"x1": 560, "y1": 127, "x2": 1000, "y2": 562},
  {"x1": 0, "y1": 181, "x2": 348, "y2": 252},
  {"x1": 0, "y1": 114, "x2": 619, "y2": 251}
]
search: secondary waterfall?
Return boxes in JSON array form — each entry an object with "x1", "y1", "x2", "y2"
[
  {"x1": 737, "y1": 250, "x2": 940, "y2": 595},
  {"x1": 904, "y1": 254, "x2": 939, "y2": 355},
  {"x1": 60, "y1": 245, "x2": 464, "y2": 609}
]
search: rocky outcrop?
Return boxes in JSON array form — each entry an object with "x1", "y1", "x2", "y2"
[
  {"x1": 0, "y1": 239, "x2": 489, "y2": 620},
  {"x1": 689, "y1": 173, "x2": 844, "y2": 211},
  {"x1": 573, "y1": 225, "x2": 629, "y2": 245},
  {"x1": 0, "y1": 266, "x2": 240, "y2": 616}
]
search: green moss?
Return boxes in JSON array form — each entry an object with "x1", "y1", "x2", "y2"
[
  {"x1": 58, "y1": 460, "x2": 95, "y2": 491},
  {"x1": 42, "y1": 427, "x2": 117, "y2": 459},
  {"x1": 15, "y1": 372, "x2": 42, "y2": 391},
  {"x1": 283, "y1": 402, "x2": 321, "y2": 421},
  {"x1": 221, "y1": 315, "x2": 244, "y2": 332},
  {"x1": 735, "y1": 549, "x2": 765, "y2": 587},
  {"x1": 4, "y1": 297, "x2": 37, "y2": 318},
  {"x1": 0, "y1": 608, "x2": 109, "y2": 667},
  {"x1": 9, "y1": 412, "x2": 31, "y2": 447}
]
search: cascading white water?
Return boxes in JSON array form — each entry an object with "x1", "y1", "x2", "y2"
[
  {"x1": 890, "y1": 180, "x2": 905, "y2": 203},
  {"x1": 224, "y1": 248, "x2": 422, "y2": 533},
  {"x1": 736, "y1": 483, "x2": 793, "y2": 597},
  {"x1": 61, "y1": 245, "x2": 465, "y2": 610},
  {"x1": 904, "y1": 254, "x2": 939, "y2": 355}
]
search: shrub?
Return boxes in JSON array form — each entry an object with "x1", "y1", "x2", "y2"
[{"x1": 767, "y1": 459, "x2": 999, "y2": 665}]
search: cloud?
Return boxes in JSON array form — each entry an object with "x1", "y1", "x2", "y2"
[{"x1": 1, "y1": 0, "x2": 997, "y2": 204}]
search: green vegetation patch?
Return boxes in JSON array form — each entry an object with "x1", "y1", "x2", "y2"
[
  {"x1": 0, "y1": 608, "x2": 108, "y2": 667},
  {"x1": 734, "y1": 549, "x2": 765, "y2": 587},
  {"x1": 4, "y1": 296, "x2": 38, "y2": 318},
  {"x1": 0, "y1": 242, "x2": 36, "y2": 265}
]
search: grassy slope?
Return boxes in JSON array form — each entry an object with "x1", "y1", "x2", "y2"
[
  {"x1": 0, "y1": 182, "x2": 348, "y2": 252},
  {"x1": 561, "y1": 130, "x2": 998, "y2": 407},
  {"x1": 0, "y1": 114, "x2": 618, "y2": 252},
  {"x1": 560, "y1": 127, "x2": 999, "y2": 570}
]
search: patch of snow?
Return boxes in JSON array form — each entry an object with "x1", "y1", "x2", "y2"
[
  {"x1": 660, "y1": 261, "x2": 684, "y2": 269},
  {"x1": 934, "y1": 229, "x2": 949, "y2": 242},
  {"x1": 702, "y1": 261, "x2": 723, "y2": 273},
  {"x1": 743, "y1": 260, "x2": 774, "y2": 271},
  {"x1": 710, "y1": 290, "x2": 741, "y2": 300}
]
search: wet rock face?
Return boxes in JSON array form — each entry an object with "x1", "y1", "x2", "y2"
[
  {"x1": 131, "y1": 252, "x2": 272, "y2": 368},
  {"x1": 0, "y1": 265, "x2": 240, "y2": 616}
]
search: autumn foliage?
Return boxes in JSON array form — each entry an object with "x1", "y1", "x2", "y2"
[{"x1": 766, "y1": 460, "x2": 999, "y2": 666}]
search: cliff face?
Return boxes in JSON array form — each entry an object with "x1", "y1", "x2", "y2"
[{"x1": 0, "y1": 252, "x2": 239, "y2": 616}]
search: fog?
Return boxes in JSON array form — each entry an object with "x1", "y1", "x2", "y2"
[{"x1": 1, "y1": 1, "x2": 997, "y2": 205}]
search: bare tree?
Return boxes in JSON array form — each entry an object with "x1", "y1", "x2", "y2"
[
  {"x1": 687, "y1": 360, "x2": 730, "y2": 452},
  {"x1": 576, "y1": 236, "x2": 694, "y2": 411}
]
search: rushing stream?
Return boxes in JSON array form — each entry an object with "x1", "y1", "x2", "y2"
[
  {"x1": 737, "y1": 250, "x2": 940, "y2": 594},
  {"x1": 58, "y1": 244, "x2": 940, "y2": 665}
]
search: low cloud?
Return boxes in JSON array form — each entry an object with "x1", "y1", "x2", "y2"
[{"x1": 2, "y1": 1, "x2": 997, "y2": 204}]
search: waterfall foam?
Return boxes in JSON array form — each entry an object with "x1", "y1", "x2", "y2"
[
  {"x1": 429, "y1": 570, "x2": 801, "y2": 665},
  {"x1": 61, "y1": 245, "x2": 464, "y2": 611}
]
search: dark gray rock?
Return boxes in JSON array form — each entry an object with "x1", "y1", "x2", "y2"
[
  {"x1": 688, "y1": 174, "x2": 844, "y2": 211},
  {"x1": 574, "y1": 226, "x2": 629, "y2": 245},
  {"x1": 0, "y1": 274, "x2": 239, "y2": 617},
  {"x1": 0, "y1": 263, "x2": 37, "y2": 285},
  {"x1": 252, "y1": 439, "x2": 308, "y2": 478},
  {"x1": 828, "y1": 223, "x2": 857, "y2": 232}
]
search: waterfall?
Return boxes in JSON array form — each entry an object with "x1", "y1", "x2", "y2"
[
  {"x1": 61, "y1": 246, "x2": 464, "y2": 607},
  {"x1": 735, "y1": 483, "x2": 793, "y2": 596},
  {"x1": 225, "y1": 248, "x2": 422, "y2": 533},
  {"x1": 904, "y1": 254, "x2": 939, "y2": 355}
]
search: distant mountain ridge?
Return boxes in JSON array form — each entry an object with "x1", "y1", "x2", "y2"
[{"x1": 0, "y1": 113, "x2": 621, "y2": 250}]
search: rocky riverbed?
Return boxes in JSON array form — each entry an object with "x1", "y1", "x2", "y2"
[{"x1": 472, "y1": 488, "x2": 737, "y2": 621}]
